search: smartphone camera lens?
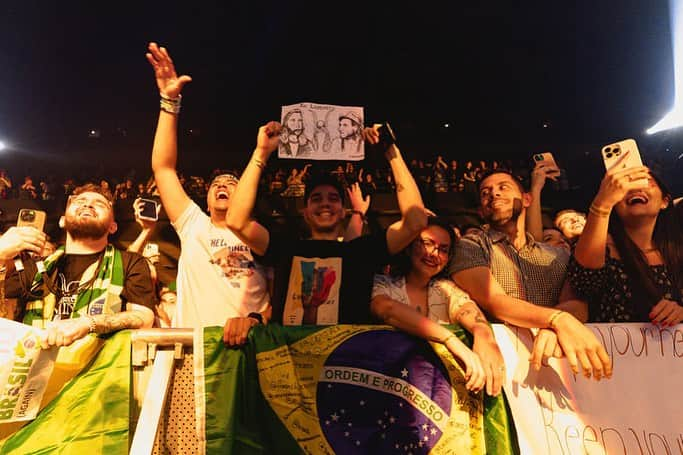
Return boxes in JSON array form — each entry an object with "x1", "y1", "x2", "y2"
[
  {"x1": 20, "y1": 210, "x2": 35, "y2": 222},
  {"x1": 614, "y1": 147, "x2": 621, "y2": 156}
]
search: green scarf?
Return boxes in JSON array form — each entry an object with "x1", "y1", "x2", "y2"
[{"x1": 23, "y1": 244, "x2": 125, "y2": 329}]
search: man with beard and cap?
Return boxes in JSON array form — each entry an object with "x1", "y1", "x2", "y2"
[
  {"x1": 1, "y1": 183, "x2": 155, "y2": 348},
  {"x1": 147, "y1": 42, "x2": 270, "y2": 330},
  {"x1": 448, "y1": 170, "x2": 613, "y2": 381},
  {"x1": 329, "y1": 111, "x2": 364, "y2": 158}
]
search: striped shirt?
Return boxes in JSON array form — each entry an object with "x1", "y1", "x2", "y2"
[{"x1": 448, "y1": 227, "x2": 569, "y2": 308}]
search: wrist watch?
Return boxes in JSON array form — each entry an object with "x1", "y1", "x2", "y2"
[{"x1": 247, "y1": 312, "x2": 263, "y2": 324}]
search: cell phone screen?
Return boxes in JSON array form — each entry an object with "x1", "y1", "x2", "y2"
[{"x1": 139, "y1": 199, "x2": 159, "y2": 221}]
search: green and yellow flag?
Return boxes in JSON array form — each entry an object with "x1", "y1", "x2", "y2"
[
  {"x1": 203, "y1": 324, "x2": 517, "y2": 454},
  {"x1": 0, "y1": 331, "x2": 131, "y2": 455}
]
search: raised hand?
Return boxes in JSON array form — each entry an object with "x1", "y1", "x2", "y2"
[
  {"x1": 530, "y1": 162, "x2": 560, "y2": 193},
  {"x1": 0, "y1": 226, "x2": 46, "y2": 261},
  {"x1": 146, "y1": 42, "x2": 192, "y2": 99},
  {"x1": 255, "y1": 121, "x2": 282, "y2": 158},
  {"x1": 133, "y1": 198, "x2": 159, "y2": 231},
  {"x1": 593, "y1": 151, "x2": 650, "y2": 209},
  {"x1": 346, "y1": 182, "x2": 370, "y2": 215}
]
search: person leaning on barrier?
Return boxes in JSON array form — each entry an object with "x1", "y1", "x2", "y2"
[
  {"x1": 371, "y1": 217, "x2": 505, "y2": 396},
  {"x1": 448, "y1": 169, "x2": 612, "y2": 380},
  {"x1": 1, "y1": 183, "x2": 155, "y2": 348},
  {"x1": 223, "y1": 121, "x2": 427, "y2": 345}
]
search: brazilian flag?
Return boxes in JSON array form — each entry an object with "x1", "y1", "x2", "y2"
[
  {"x1": 204, "y1": 324, "x2": 518, "y2": 454},
  {"x1": 0, "y1": 331, "x2": 131, "y2": 454}
]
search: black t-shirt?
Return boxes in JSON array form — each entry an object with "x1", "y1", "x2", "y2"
[
  {"x1": 5, "y1": 249, "x2": 155, "y2": 319},
  {"x1": 257, "y1": 230, "x2": 390, "y2": 325}
]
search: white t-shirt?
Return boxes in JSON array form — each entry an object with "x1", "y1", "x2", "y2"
[
  {"x1": 372, "y1": 274, "x2": 472, "y2": 324},
  {"x1": 172, "y1": 201, "x2": 269, "y2": 328}
]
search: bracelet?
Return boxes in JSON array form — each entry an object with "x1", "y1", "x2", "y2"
[
  {"x1": 84, "y1": 315, "x2": 97, "y2": 334},
  {"x1": 350, "y1": 210, "x2": 367, "y2": 224},
  {"x1": 160, "y1": 93, "x2": 181, "y2": 115},
  {"x1": 441, "y1": 333, "x2": 456, "y2": 344},
  {"x1": 589, "y1": 203, "x2": 611, "y2": 218},
  {"x1": 547, "y1": 310, "x2": 566, "y2": 330}
]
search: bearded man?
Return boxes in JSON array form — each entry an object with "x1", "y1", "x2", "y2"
[{"x1": 1, "y1": 183, "x2": 155, "y2": 348}]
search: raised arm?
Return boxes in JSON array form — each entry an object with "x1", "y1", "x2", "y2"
[
  {"x1": 574, "y1": 153, "x2": 649, "y2": 268},
  {"x1": 344, "y1": 182, "x2": 369, "y2": 241},
  {"x1": 146, "y1": 42, "x2": 193, "y2": 223},
  {"x1": 526, "y1": 161, "x2": 559, "y2": 241},
  {"x1": 225, "y1": 122, "x2": 281, "y2": 256},
  {"x1": 365, "y1": 127, "x2": 426, "y2": 254}
]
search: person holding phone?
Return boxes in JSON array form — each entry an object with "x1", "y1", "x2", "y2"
[
  {"x1": 569, "y1": 152, "x2": 683, "y2": 325},
  {"x1": 1, "y1": 183, "x2": 155, "y2": 348}
]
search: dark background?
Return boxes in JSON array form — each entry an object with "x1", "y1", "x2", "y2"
[{"x1": 1, "y1": 0, "x2": 682, "y2": 193}]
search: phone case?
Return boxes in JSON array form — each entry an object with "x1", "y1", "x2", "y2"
[
  {"x1": 533, "y1": 152, "x2": 560, "y2": 171},
  {"x1": 17, "y1": 209, "x2": 46, "y2": 231},
  {"x1": 601, "y1": 139, "x2": 643, "y2": 172}
]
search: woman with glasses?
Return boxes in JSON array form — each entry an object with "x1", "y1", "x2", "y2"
[{"x1": 371, "y1": 217, "x2": 505, "y2": 396}]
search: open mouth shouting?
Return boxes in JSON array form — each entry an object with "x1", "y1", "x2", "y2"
[{"x1": 625, "y1": 191, "x2": 649, "y2": 206}]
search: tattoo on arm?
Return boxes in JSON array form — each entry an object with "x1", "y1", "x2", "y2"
[
  {"x1": 94, "y1": 312, "x2": 146, "y2": 335},
  {"x1": 455, "y1": 308, "x2": 474, "y2": 320},
  {"x1": 395, "y1": 183, "x2": 405, "y2": 192}
]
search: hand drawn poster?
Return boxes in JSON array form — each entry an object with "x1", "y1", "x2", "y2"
[{"x1": 279, "y1": 103, "x2": 365, "y2": 161}]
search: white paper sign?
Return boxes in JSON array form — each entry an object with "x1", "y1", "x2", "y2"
[
  {"x1": 0, "y1": 319, "x2": 57, "y2": 422},
  {"x1": 493, "y1": 323, "x2": 683, "y2": 455},
  {"x1": 279, "y1": 102, "x2": 364, "y2": 161}
]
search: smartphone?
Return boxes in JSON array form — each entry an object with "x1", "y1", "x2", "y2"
[
  {"x1": 532, "y1": 152, "x2": 558, "y2": 168},
  {"x1": 377, "y1": 122, "x2": 396, "y2": 152},
  {"x1": 601, "y1": 139, "x2": 648, "y2": 186},
  {"x1": 17, "y1": 209, "x2": 46, "y2": 231},
  {"x1": 138, "y1": 198, "x2": 159, "y2": 221}
]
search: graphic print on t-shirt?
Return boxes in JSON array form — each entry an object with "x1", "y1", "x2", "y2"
[
  {"x1": 209, "y1": 239, "x2": 256, "y2": 286},
  {"x1": 284, "y1": 256, "x2": 341, "y2": 325}
]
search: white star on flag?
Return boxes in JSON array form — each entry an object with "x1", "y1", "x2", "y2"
[
  {"x1": 421, "y1": 423, "x2": 428, "y2": 431},
  {"x1": 424, "y1": 435, "x2": 429, "y2": 441},
  {"x1": 430, "y1": 428, "x2": 437, "y2": 436},
  {"x1": 331, "y1": 413, "x2": 339, "y2": 422},
  {"x1": 401, "y1": 368, "x2": 409, "y2": 378}
]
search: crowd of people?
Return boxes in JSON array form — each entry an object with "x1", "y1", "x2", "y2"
[{"x1": 1, "y1": 42, "x2": 682, "y2": 450}]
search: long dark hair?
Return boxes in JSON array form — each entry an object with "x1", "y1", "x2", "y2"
[
  {"x1": 390, "y1": 217, "x2": 456, "y2": 279},
  {"x1": 608, "y1": 174, "x2": 683, "y2": 315}
]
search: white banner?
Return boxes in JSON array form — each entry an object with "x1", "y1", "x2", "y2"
[
  {"x1": 0, "y1": 319, "x2": 57, "y2": 422},
  {"x1": 493, "y1": 323, "x2": 683, "y2": 455}
]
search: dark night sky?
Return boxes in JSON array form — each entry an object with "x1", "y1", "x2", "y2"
[{"x1": 0, "y1": 0, "x2": 679, "y2": 179}]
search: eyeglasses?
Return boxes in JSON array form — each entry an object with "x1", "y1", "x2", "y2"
[
  {"x1": 419, "y1": 237, "x2": 450, "y2": 256},
  {"x1": 69, "y1": 195, "x2": 112, "y2": 210}
]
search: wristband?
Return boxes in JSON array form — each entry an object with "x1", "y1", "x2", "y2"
[
  {"x1": 160, "y1": 93, "x2": 181, "y2": 115},
  {"x1": 589, "y1": 203, "x2": 611, "y2": 218},
  {"x1": 247, "y1": 312, "x2": 263, "y2": 324}
]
